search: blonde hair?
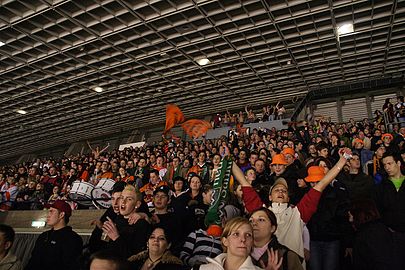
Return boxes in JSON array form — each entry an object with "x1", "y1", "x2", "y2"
[
  {"x1": 221, "y1": 217, "x2": 252, "y2": 252},
  {"x1": 123, "y1": 184, "x2": 142, "y2": 202}
]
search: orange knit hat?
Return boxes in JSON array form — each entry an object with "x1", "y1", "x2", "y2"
[{"x1": 206, "y1": 224, "x2": 222, "y2": 237}]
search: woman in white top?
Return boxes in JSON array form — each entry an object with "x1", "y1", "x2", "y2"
[{"x1": 198, "y1": 217, "x2": 282, "y2": 270}]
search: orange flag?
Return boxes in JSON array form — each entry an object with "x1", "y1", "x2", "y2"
[
  {"x1": 181, "y1": 119, "x2": 212, "y2": 139},
  {"x1": 164, "y1": 104, "x2": 185, "y2": 135}
]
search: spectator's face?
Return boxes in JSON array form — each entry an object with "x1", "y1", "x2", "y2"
[
  {"x1": 111, "y1": 192, "x2": 122, "y2": 214},
  {"x1": 308, "y1": 145, "x2": 316, "y2": 154},
  {"x1": 198, "y1": 152, "x2": 206, "y2": 163},
  {"x1": 245, "y1": 170, "x2": 256, "y2": 182},
  {"x1": 272, "y1": 164, "x2": 286, "y2": 176},
  {"x1": 222, "y1": 223, "x2": 253, "y2": 258},
  {"x1": 255, "y1": 160, "x2": 265, "y2": 174},
  {"x1": 376, "y1": 146, "x2": 386, "y2": 158},
  {"x1": 153, "y1": 192, "x2": 169, "y2": 210},
  {"x1": 249, "y1": 155, "x2": 258, "y2": 166},
  {"x1": 28, "y1": 181, "x2": 36, "y2": 189},
  {"x1": 249, "y1": 210, "x2": 276, "y2": 244},
  {"x1": 119, "y1": 167, "x2": 125, "y2": 176},
  {"x1": 183, "y1": 160, "x2": 190, "y2": 168},
  {"x1": 49, "y1": 167, "x2": 56, "y2": 175},
  {"x1": 150, "y1": 155, "x2": 156, "y2": 164},
  {"x1": 119, "y1": 190, "x2": 138, "y2": 216},
  {"x1": 269, "y1": 184, "x2": 289, "y2": 203},
  {"x1": 0, "y1": 231, "x2": 11, "y2": 255},
  {"x1": 156, "y1": 157, "x2": 164, "y2": 166},
  {"x1": 172, "y1": 158, "x2": 180, "y2": 167},
  {"x1": 101, "y1": 162, "x2": 109, "y2": 171},
  {"x1": 382, "y1": 156, "x2": 401, "y2": 178},
  {"x1": 213, "y1": 155, "x2": 221, "y2": 166},
  {"x1": 138, "y1": 159, "x2": 146, "y2": 168},
  {"x1": 178, "y1": 153, "x2": 185, "y2": 161},
  {"x1": 284, "y1": 154, "x2": 294, "y2": 166},
  {"x1": 148, "y1": 228, "x2": 170, "y2": 256},
  {"x1": 69, "y1": 169, "x2": 76, "y2": 176},
  {"x1": 239, "y1": 151, "x2": 247, "y2": 160},
  {"x1": 174, "y1": 180, "x2": 183, "y2": 192},
  {"x1": 46, "y1": 208, "x2": 62, "y2": 227},
  {"x1": 189, "y1": 176, "x2": 201, "y2": 191},
  {"x1": 318, "y1": 148, "x2": 329, "y2": 158},
  {"x1": 258, "y1": 142, "x2": 265, "y2": 149},
  {"x1": 120, "y1": 160, "x2": 126, "y2": 168},
  {"x1": 149, "y1": 173, "x2": 160, "y2": 185},
  {"x1": 355, "y1": 142, "x2": 363, "y2": 150},
  {"x1": 202, "y1": 189, "x2": 213, "y2": 205},
  {"x1": 29, "y1": 167, "x2": 37, "y2": 176},
  {"x1": 349, "y1": 155, "x2": 361, "y2": 170}
]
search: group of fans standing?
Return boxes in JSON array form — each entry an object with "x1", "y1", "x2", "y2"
[{"x1": 0, "y1": 113, "x2": 405, "y2": 270}]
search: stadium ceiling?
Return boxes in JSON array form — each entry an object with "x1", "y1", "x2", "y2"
[{"x1": 0, "y1": 0, "x2": 404, "y2": 160}]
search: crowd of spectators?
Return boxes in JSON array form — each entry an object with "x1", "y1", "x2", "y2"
[
  {"x1": 211, "y1": 102, "x2": 287, "y2": 128},
  {"x1": 1, "y1": 111, "x2": 405, "y2": 270}
]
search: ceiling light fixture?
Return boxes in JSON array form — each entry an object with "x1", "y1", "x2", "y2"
[
  {"x1": 16, "y1": 109, "x2": 27, "y2": 115},
  {"x1": 0, "y1": 41, "x2": 5, "y2": 47},
  {"x1": 196, "y1": 58, "x2": 210, "y2": 66},
  {"x1": 93, "y1": 86, "x2": 103, "y2": 93},
  {"x1": 337, "y1": 23, "x2": 354, "y2": 36}
]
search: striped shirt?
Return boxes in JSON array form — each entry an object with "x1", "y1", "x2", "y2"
[{"x1": 180, "y1": 229, "x2": 223, "y2": 267}]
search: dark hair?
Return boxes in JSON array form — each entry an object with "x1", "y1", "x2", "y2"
[
  {"x1": 350, "y1": 199, "x2": 381, "y2": 229},
  {"x1": 313, "y1": 157, "x2": 332, "y2": 169},
  {"x1": 202, "y1": 184, "x2": 213, "y2": 194},
  {"x1": 0, "y1": 224, "x2": 15, "y2": 246},
  {"x1": 316, "y1": 141, "x2": 329, "y2": 152},
  {"x1": 244, "y1": 167, "x2": 256, "y2": 176},
  {"x1": 249, "y1": 207, "x2": 278, "y2": 231},
  {"x1": 382, "y1": 151, "x2": 401, "y2": 163},
  {"x1": 149, "y1": 169, "x2": 159, "y2": 177},
  {"x1": 112, "y1": 181, "x2": 126, "y2": 194},
  {"x1": 89, "y1": 250, "x2": 130, "y2": 270},
  {"x1": 149, "y1": 225, "x2": 173, "y2": 244}
]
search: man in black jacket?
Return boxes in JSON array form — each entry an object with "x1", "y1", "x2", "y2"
[
  {"x1": 25, "y1": 200, "x2": 83, "y2": 270},
  {"x1": 376, "y1": 152, "x2": 405, "y2": 233},
  {"x1": 101, "y1": 185, "x2": 150, "y2": 259}
]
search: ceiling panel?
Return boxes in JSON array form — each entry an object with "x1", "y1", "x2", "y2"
[{"x1": 0, "y1": 0, "x2": 404, "y2": 159}]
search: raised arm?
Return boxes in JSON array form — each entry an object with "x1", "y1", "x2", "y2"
[
  {"x1": 232, "y1": 162, "x2": 263, "y2": 212},
  {"x1": 99, "y1": 142, "x2": 110, "y2": 154},
  {"x1": 313, "y1": 148, "x2": 351, "y2": 193},
  {"x1": 87, "y1": 140, "x2": 93, "y2": 151},
  {"x1": 297, "y1": 148, "x2": 351, "y2": 223},
  {"x1": 231, "y1": 162, "x2": 250, "y2": 187}
]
